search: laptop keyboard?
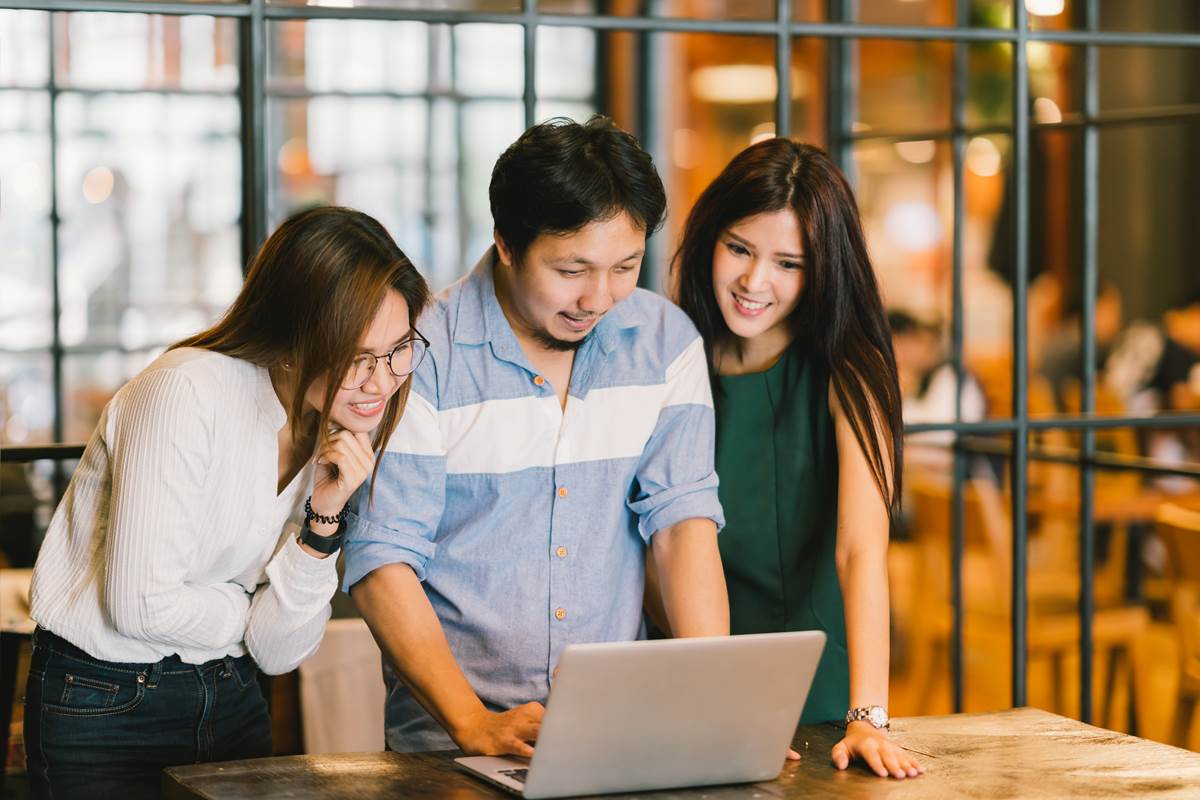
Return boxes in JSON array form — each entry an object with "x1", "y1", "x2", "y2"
[{"x1": 498, "y1": 768, "x2": 529, "y2": 784}]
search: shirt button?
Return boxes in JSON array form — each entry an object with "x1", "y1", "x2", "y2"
[
  {"x1": 533, "y1": 375, "x2": 545, "y2": 386},
  {"x1": 554, "y1": 607, "x2": 567, "y2": 621},
  {"x1": 557, "y1": 486, "x2": 568, "y2": 498},
  {"x1": 555, "y1": 546, "x2": 568, "y2": 558}
]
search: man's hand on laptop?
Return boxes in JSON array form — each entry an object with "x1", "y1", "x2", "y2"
[
  {"x1": 831, "y1": 722, "x2": 923, "y2": 779},
  {"x1": 453, "y1": 702, "x2": 545, "y2": 759}
]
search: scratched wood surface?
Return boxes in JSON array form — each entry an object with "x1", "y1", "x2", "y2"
[{"x1": 162, "y1": 708, "x2": 1200, "y2": 800}]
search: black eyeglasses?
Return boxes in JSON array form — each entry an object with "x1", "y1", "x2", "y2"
[{"x1": 342, "y1": 330, "x2": 430, "y2": 390}]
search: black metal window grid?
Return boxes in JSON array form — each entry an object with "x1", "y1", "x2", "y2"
[{"x1": 3, "y1": 0, "x2": 1200, "y2": 726}]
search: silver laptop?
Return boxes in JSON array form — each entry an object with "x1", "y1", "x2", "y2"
[{"x1": 455, "y1": 631, "x2": 826, "y2": 798}]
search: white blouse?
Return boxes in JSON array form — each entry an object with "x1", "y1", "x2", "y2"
[{"x1": 30, "y1": 347, "x2": 338, "y2": 673}]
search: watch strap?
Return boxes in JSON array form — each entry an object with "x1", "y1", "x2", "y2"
[
  {"x1": 845, "y1": 705, "x2": 890, "y2": 729},
  {"x1": 298, "y1": 520, "x2": 345, "y2": 555}
]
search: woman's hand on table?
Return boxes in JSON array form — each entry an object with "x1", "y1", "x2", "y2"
[
  {"x1": 453, "y1": 701, "x2": 545, "y2": 759},
  {"x1": 831, "y1": 721, "x2": 923, "y2": 778}
]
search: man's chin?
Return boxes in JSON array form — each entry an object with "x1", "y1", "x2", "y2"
[{"x1": 532, "y1": 326, "x2": 587, "y2": 352}]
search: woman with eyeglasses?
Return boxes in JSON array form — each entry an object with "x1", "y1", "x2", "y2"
[{"x1": 24, "y1": 206, "x2": 431, "y2": 799}]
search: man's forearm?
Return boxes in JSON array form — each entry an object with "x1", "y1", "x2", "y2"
[
  {"x1": 651, "y1": 518, "x2": 729, "y2": 637},
  {"x1": 351, "y1": 562, "x2": 485, "y2": 739}
]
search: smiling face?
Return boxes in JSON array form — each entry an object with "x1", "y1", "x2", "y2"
[
  {"x1": 303, "y1": 288, "x2": 412, "y2": 433},
  {"x1": 711, "y1": 209, "x2": 807, "y2": 354},
  {"x1": 494, "y1": 212, "x2": 646, "y2": 352}
]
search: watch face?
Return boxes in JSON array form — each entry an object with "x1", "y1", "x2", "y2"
[{"x1": 868, "y1": 707, "x2": 889, "y2": 727}]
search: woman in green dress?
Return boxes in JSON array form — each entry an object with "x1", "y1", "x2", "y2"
[{"x1": 669, "y1": 139, "x2": 922, "y2": 779}]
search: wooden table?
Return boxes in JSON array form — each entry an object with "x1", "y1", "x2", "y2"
[{"x1": 163, "y1": 708, "x2": 1200, "y2": 799}]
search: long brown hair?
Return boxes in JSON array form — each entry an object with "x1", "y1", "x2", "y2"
[
  {"x1": 175, "y1": 206, "x2": 431, "y2": 494},
  {"x1": 672, "y1": 139, "x2": 903, "y2": 519}
]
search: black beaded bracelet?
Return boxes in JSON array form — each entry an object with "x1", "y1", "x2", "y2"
[{"x1": 305, "y1": 496, "x2": 346, "y2": 526}]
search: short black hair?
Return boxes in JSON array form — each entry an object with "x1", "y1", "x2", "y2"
[{"x1": 489, "y1": 115, "x2": 667, "y2": 263}]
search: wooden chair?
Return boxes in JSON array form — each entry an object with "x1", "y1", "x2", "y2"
[
  {"x1": 906, "y1": 476, "x2": 1148, "y2": 722},
  {"x1": 1155, "y1": 502, "x2": 1200, "y2": 747}
]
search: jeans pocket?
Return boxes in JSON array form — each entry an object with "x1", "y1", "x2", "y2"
[
  {"x1": 229, "y1": 657, "x2": 260, "y2": 691},
  {"x1": 60, "y1": 674, "x2": 120, "y2": 709},
  {"x1": 41, "y1": 658, "x2": 146, "y2": 718}
]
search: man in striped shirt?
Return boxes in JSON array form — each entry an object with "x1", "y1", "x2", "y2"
[{"x1": 345, "y1": 116, "x2": 729, "y2": 755}]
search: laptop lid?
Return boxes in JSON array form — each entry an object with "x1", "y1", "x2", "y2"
[{"x1": 520, "y1": 631, "x2": 826, "y2": 799}]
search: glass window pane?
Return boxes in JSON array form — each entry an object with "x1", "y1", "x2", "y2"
[
  {"x1": 1031, "y1": 0, "x2": 1200, "y2": 33},
  {"x1": 1099, "y1": 121, "x2": 1200, "y2": 411},
  {"x1": 270, "y1": 0, "x2": 520, "y2": 11},
  {"x1": 62, "y1": 350, "x2": 160, "y2": 444},
  {"x1": 56, "y1": 13, "x2": 238, "y2": 92},
  {"x1": 268, "y1": 94, "x2": 432, "y2": 264},
  {"x1": 964, "y1": 132, "x2": 1014, "y2": 420},
  {"x1": 967, "y1": 41, "x2": 1014, "y2": 129},
  {"x1": 0, "y1": 352, "x2": 54, "y2": 445},
  {"x1": 614, "y1": 32, "x2": 792, "y2": 288},
  {"x1": 789, "y1": 37, "x2": 828, "y2": 145},
  {"x1": 853, "y1": 137, "x2": 994, "y2": 430},
  {"x1": 854, "y1": 0, "x2": 1013, "y2": 27},
  {"x1": 857, "y1": 0, "x2": 949, "y2": 26},
  {"x1": 55, "y1": 90, "x2": 242, "y2": 351},
  {"x1": 0, "y1": 10, "x2": 50, "y2": 87},
  {"x1": 542, "y1": 0, "x2": 775, "y2": 22},
  {"x1": 266, "y1": 18, "x2": 526, "y2": 289},
  {"x1": 536, "y1": 26, "x2": 596, "y2": 101},
  {"x1": 0, "y1": 91, "x2": 53, "y2": 351},
  {"x1": 1100, "y1": 47, "x2": 1200, "y2": 115},
  {"x1": 268, "y1": 19, "x2": 433, "y2": 95},
  {"x1": 455, "y1": 25, "x2": 523, "y2": 98},
  {"x1": 856, "y1": 40, "x2": 954, "y2": 137}
]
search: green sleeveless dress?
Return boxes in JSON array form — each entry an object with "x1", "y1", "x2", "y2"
[{"x1": 715, "y1": 346, "x2": 849, "y2": 724}]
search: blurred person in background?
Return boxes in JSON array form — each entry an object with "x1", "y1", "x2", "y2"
[
  {"x1": 24, "y1": 206, "x2": 431, "y2": 799},
  {"x1": 670, "y1": 138, "x2": 922, "y2": 780},
  {"x1": 1105, "y1": 290, "x2": 1200, "y2": 488},
  {"x1": 888, "y1": 310, "x2": 989, "y2": 478}
]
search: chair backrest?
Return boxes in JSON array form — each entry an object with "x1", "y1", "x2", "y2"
[
  {"x1": 909, "y1": 476, "x2": 1010, "y2": 614},
  {"x1": 1157, "y1": 502, "x2": 1200, "y2": 584},
  {"x1": 1156, "y1": 502, "x2": 1200, "y2": 673}
]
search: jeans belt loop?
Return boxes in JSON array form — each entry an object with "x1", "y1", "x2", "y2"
[
  {"x1": 222, "y1": 656, "x2": 235, "y2": 680},
  {"x1": 145, "y1": 659, "x2": 163, "y2": 689}
]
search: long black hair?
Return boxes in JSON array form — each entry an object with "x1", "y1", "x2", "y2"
[{"x1": 673, "y1": 139, "x2": 903, "y2": 518}]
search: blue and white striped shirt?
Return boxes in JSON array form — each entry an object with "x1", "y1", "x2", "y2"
[{"x1": 343, "y1": 249, "x2": 724, "y2": 751}]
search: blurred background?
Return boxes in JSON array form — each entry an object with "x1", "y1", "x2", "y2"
[{"x1": 2, "y1": 0, "x2": 1200, "y2": 771}]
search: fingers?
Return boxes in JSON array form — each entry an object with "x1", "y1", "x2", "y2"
[
  {"x1": 831, "y1": 741, "x2": 849, "y2": 770},
  {"x1": 507, "y1": 738, "x2": 535, "y2": 759},
  {"x1": 314, "y1": 430, "x2": 376, "y2": 502},
  {"x1": 863, "y1": 748, "x2": 888, "y2": 778},
  {"x1": 786, "y1": 747, "x2": 801, "y2": 762},
  {"x1": 881, "y1": 749, "x2": 907, "y2": 779},
  {"x1": 899, "y1": 750, "x2": 924, "y2": 777}
]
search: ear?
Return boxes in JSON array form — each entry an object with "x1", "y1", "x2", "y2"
[{"x1": 494, "y1": 230, "x2": 515, "y2": 268}]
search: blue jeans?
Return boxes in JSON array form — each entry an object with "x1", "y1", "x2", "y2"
[{"x1": 23, "y1": 628, "x2": 272, "y2": 800}]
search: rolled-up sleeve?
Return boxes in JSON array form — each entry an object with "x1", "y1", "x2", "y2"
[
  {"x1": 343, "y1": 359, "x2": 446, "y2": 590},
  {"x1": 626, "y1": 335, "x2": 725, "y2": 541}
]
